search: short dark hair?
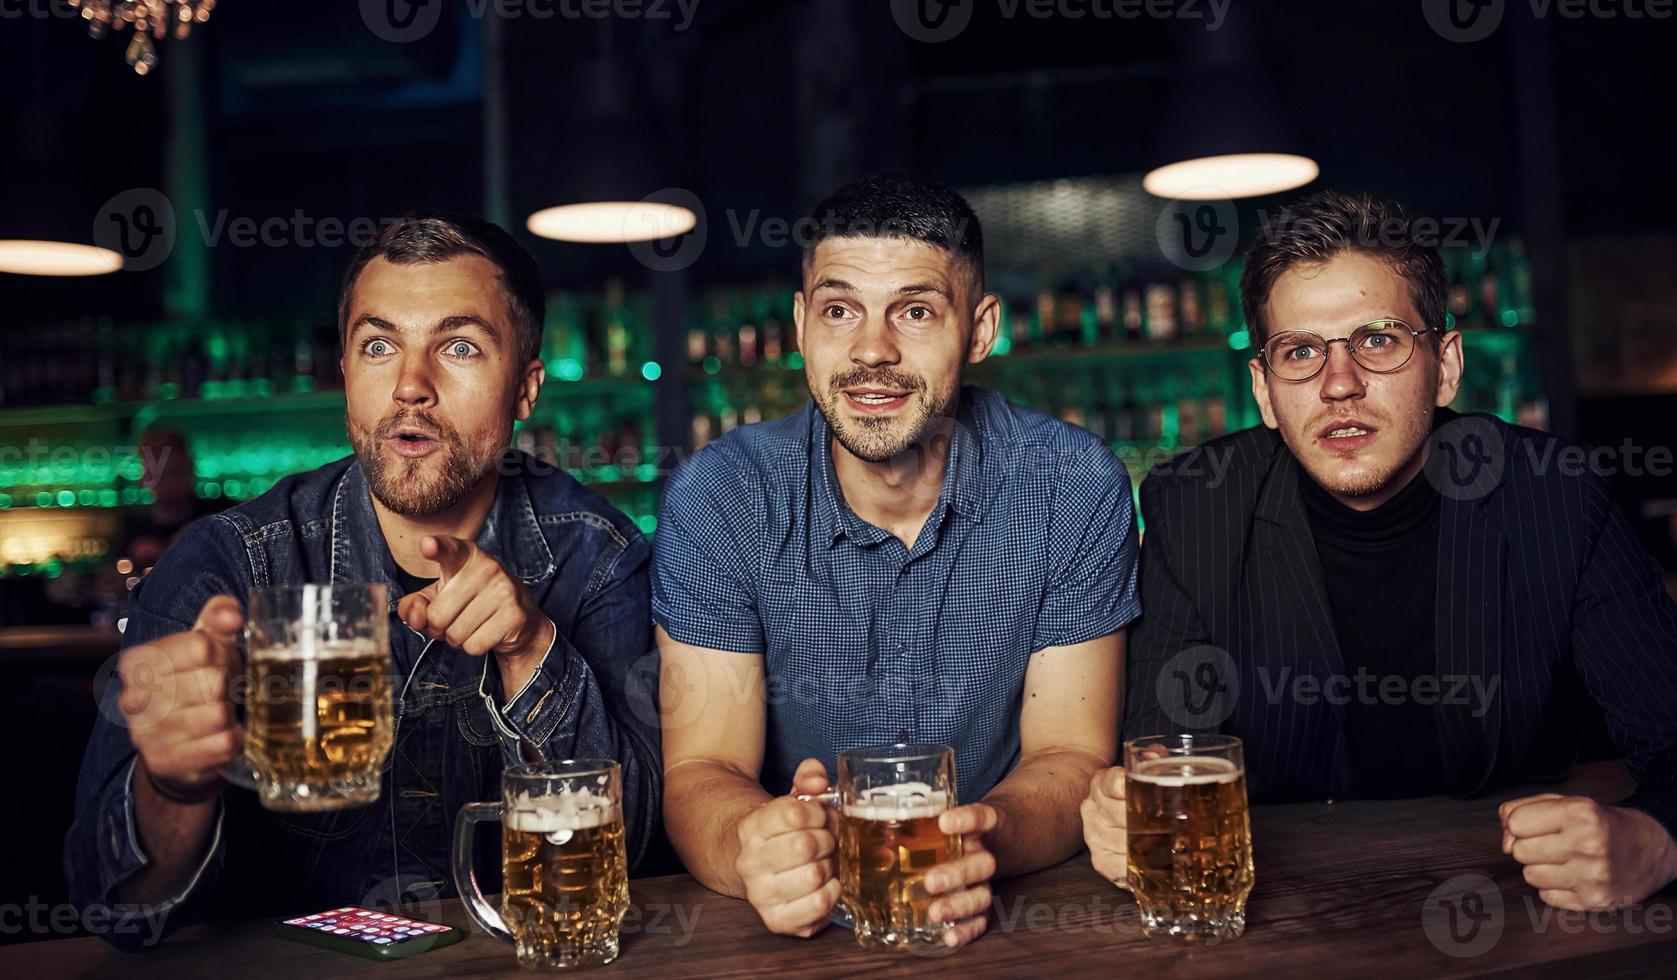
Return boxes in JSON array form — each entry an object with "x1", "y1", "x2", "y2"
[
  {"x1": 338, "y1": 213, "x2": 546, "y2": 369},
  {"x1": 802, "y1": 174, "x2": 985, "y2": 296},
  {"x1": 1239, "y1": 190, "x2": 1446, "y2": 345}
]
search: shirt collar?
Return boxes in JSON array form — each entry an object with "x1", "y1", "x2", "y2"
[
  {"x1": 329, "y1": 452, "x2": 558, "y2": 606},
  {"x1": 807, "y1": 388, "x2": 999, "y2": 549}
]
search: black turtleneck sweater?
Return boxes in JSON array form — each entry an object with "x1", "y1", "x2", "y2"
[{"x1": 1300, "y1": 468, "x2": 1447, "y2": 799}]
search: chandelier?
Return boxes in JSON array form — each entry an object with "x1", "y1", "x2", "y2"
[{"x1": 68, "y1": 1, "x2": 217, "y2": 76}]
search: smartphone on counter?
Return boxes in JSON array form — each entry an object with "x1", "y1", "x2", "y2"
[{"x1": 273, "y1": 906, "x2": 464, "y2": 961}]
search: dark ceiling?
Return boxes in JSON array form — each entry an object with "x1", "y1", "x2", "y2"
[{"x1": 1, "y1": 0, "x2": 1672, "y2": 322}]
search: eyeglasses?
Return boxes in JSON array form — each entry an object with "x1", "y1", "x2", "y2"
[{"x1": 1260, "y1": 319, "x2": 1436, "y2": 382}]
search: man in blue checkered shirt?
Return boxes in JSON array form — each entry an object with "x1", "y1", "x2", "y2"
[{"x1": 652, "y1": 174, "x2": 1141, "y2": 949}]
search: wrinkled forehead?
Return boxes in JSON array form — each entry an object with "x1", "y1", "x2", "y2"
[{"x1": 803, "y1": 236, "x2": 972, "y2": 300}]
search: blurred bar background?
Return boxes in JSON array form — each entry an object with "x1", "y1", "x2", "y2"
[{"x1": 2, "y1": 0, "x2": 1673, "y2": 938}]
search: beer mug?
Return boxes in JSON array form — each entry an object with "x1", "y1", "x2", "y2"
[
  {"x1": 225, "y1": 584, "x2": 394, "y2": 811},
  {"x1": 453, "y1": 760, "x2": 630, "y2": 971},
  {"x1": 803, "y1": 742, "x2": 963, "y2": 950},
  {"x1": 1125, "y1": 734, "x2": 1254, "y2": 944}
]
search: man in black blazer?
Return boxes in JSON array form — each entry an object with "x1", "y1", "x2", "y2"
[{"x1": 1081, "y1": 190, "x2": 1677, "y2": 912}]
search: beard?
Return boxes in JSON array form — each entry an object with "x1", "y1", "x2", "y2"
[
  {"x1": 1287, "y1": 403, "x2": 1436, "y2": 500},
  {"x1": 815, "y1": 366, "x2": 956, "y2": 463},
  {"x1": 348, "y1": 408, "x2": 503, "y2": 518}
]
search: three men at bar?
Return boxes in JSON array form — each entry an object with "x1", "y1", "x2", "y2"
[{"x1": 67, "y1": 177, "x2": 1677, "y2": 955}]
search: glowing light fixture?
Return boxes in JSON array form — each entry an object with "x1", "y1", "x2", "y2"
[
  {"x1": 1144, "y1": 12, "x2": 1317, "y2": 201},
  {"x1": 0, "y1": 240, "x2": 123, "y2": 276}
]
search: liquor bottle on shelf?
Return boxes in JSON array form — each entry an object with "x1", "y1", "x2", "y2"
[
  {"x1": 1178, "y1": 278, "x2": 1205, "y2": 337},
  {"x1": 1120, "y1": 270, "x2": 1145, "y2": 344},
  {"x1": 1143, "y1": 283, "x2": 1177, "y2": 344},
  {"x1": 1094, "y1": 280, "x2": 1117, "y2": 347}
]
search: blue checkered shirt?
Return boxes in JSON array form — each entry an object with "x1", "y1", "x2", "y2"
[{"x1": 652, "y1": 386, "x2": 1141, "y2": 801}]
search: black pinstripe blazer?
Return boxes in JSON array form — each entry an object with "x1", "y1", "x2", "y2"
[{"x1": 1123, "y1": 408, "x2": 1677, "y2": 833}]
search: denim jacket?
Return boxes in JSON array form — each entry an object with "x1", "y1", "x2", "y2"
[{"x1": 64, "y1": 451, "x2": 661, "y2": 951}]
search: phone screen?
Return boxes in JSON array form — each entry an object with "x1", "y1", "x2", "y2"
[{"x1": 279, "y1": 906, "x2": 455, "y2": 948}]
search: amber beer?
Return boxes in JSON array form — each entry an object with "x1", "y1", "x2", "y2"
[
  {"x1": 839, "y1": 782, "x2": 962, "y2": 947},
  {"x1": 501, "y1": 793, "x2": 629, "y2": 968},
  {"x1": 1125, "y1": 736, "x2": 1254, "y2": 944},
  {"x1": 455, "y1": 761, "x2": 631, "y2": 970},
  {"x1": 817, "y1": 743, "x2": 961, "y2": 950},
  {"x1": 243, "y1": 638, "x2": 393, "y2": 810}
]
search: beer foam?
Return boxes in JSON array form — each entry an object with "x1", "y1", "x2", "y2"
[
  {"x1": 248, "y1": 637, "x2": 382, "y2": 661},
  {"x1": 1129, "y1": 756, "x2": 1242, "y2": 787},
  {"x1": 842, "y1": 782, "x2": 949, "y2": 821},
  {"x1": 505, "y1": 790, "x2": 619, "y2": 832}
]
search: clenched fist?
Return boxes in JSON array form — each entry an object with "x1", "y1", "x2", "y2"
[
  {"x1": 1501, "y1": 793, "x2": 1677, "y2": 911},
  {"x1": 735, "y1": 758, "x2": 843, "y2": 937},
  {"x1": 1081, "y1": 766, "x2": 1129, "y2": 886},
  {"x1": 120, "y1": 594, "x2": 245, "y2": 799}
]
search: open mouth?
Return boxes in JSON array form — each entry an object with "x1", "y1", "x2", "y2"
[
  {"x1": 842, "y1": 388, "x2": 912, "y2": 413},
  {"x1": 385, "y1": 427, "x2": 442, "y2": 458},
  {"x1": 1317, "y1": 419, "x2": 1378, "y2": 450}
]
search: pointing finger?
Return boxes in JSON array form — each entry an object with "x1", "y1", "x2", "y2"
[{"x1": 421, "y1": 535, "x2": 473, "y2": 581}]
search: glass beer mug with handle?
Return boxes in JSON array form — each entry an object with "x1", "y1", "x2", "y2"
[
  {"x1": 800, "y1": 742, "x2": 964, "y2": 950},
  {"x1": 454, "y1": 760, "x2": 630, "y2": 971},
  {"x1": 1124, "y1": 733, "x2": 1255, "y2": 944},
  {"x1": 221, "y1": 584, "x2": 394, "y2": 811}
]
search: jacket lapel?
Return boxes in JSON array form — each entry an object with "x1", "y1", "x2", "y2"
[
  {"x1": 1428, "y1": 413, "x2": 1509, "y2": 795},
  {"x1": 1242, "y1": 441, "x2": 1353, "y2": 797}
]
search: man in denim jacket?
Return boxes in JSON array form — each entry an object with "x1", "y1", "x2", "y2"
[{"x1": 64, "y1": 215, "x2": 660, "y2": 951}]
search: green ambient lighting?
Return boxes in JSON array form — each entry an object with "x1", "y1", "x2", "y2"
[
  {"x1": 635, "y1": 514, "x2": 657, "y2": 534},
  {"x1": 785, "y1": 352, "x2": 804, "y2": 370},
  {"x1": 556, "y1": 358, "x2": 585, "y2": 382},
  {"x1": 641, "y1": 361, "x2": 662, "y2": 382},
  {"x1": 1227, "y1": 329, "x2": 1251, "y2": 351},
  {"x1": 1501, "y1": 310, "x2": 1519, "y2": 327},
  {"x1": 702, "y1": 356, "x2": 721, "y2": 376}
]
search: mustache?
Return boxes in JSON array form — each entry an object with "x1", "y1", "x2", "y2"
[
  {"x1": 827, "y1": 368, "x2": 926, "y2": 394},
  {"x1": 374, "y1": 411, "x2": 458, "y2": 443}
]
